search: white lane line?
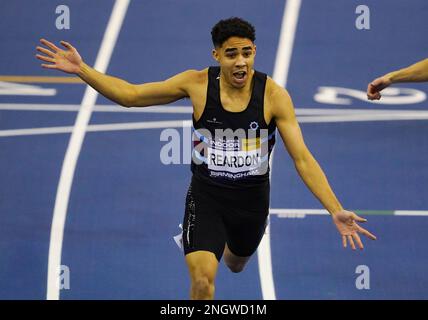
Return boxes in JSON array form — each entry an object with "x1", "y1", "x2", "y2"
[
  {"x1": 46, "y1": 0, "x2": 130, "y2": 300},
  {"x1": 299, "y1": 112, "x2": 428, "y2": 123},
  {"x1": 0, "y1": 126, "x2": 73, "y2": 137},
  {"x1": 0, "y1": 103, "x2": 81, "y2": 111},
  {"x1": 272, "y1": 0, "x2": 301, "y2": 88},
  {"x1": 0, "y1": 120, "x2": 192, "y2": 137},
  {"x1": 271, "y1": 208, "x2": 329, "y2": 214},
  {"x1": 257, "y1": 0, "x2": 302, "y2": 301},
  {"x1": 295, "y1": 108, "x2": 428, "y2": 115},
  {"x1": 395, "y1": 211, "x2": 428, "y2": 216},
  {"x1": 270, "y1": 208, "x2": 329, "y2": 218},
  {"x1": 2, "y1": 102, "x2": 428, "y2": 119},
  {"x1": 2, "y1": 108, "x2": 428, "y2": 137},
  {"x1": 270, "y1": 209, "x2": 428, "y2": 218},
  {"x1": 86, "y1": 120, "x2": 191, "y2": 132},
  {"x1": 0, "y1": 103, "x2": 193, "y2": 113}
]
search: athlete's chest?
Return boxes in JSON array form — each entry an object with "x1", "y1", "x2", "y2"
[
  {"x1": 190, "y1": 79, "x2": 273, "y2": 125},
  {"x1": 219, "y1": 91, "x2": 252, "y2": 113}
]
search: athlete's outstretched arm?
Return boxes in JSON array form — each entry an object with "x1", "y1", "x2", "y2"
[
  {"x1": 367, "y1": 58, "x2": 428, "y2": 100},
  {"x1": 35, "y1": 39, "x2": 193, "y2": 107},
  {"x1": 270, "y1": 81, "x2": 377, "y2": 250}
]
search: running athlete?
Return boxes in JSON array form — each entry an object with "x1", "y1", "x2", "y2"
[
  {"x1": 367, "y1": 58, "x2": 428, "y2": 100},
  {"x1": 36, "y1": 17, "x2": 377, "y2": 300}
]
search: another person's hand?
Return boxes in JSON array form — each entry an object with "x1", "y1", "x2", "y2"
[
  {"x1": 332, "y1": 210, "x2": 377, "y2": 250},
  {"x1": 367, "y1": 75, "x2": 392, "y2": 100},
  {"x1": 36, "y1": 39, "x2": 82, "y2": 74}
]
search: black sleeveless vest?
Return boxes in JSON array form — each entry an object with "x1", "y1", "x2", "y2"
[{"x1": 191, "y1": 66, "x2": 276, "y2": 188}]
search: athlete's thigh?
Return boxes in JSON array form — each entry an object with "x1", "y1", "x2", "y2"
[
  {"x1": 182, "y1": 177, "x2": 226, "y2": 261},
  {"x1": 223, "y1": 208, "x2": 268, "y2": 257},
  {"x1": 222, "y1": 184, "x2": 270, "y2": 257}
]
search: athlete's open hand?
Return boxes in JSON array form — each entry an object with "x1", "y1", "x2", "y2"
[
  {"x1": 332, "y1": 210, "x2": 377, "y2": 250},
  {"x1": 36, "y1": 39, "x2": 82, "y2": 74},
  {"x1": 367, "y1": 76, "x2": 392, "y2": 100}
]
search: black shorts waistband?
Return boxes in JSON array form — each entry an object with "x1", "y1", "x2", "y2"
[{"x1": 191, "y1": 174, "x2": 270, "y2": 213}]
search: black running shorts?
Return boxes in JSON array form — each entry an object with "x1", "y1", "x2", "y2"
[{"x1": 182, "y1": 175, "x2": 270, "y2": 261}]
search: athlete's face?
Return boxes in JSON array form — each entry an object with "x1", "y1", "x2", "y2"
[{"x1": 212, "y1": 37, "x2": 256, "y2": 89}]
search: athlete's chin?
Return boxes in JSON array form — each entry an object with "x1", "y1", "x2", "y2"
[
  {"x1": 231, "y1": 82, "x2": 246, "y2": 89},
  {"x1": 231, "y1": 77, "x2": 248, "y2": 88}
]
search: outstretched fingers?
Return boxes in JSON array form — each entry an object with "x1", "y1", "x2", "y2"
[
  {"x1": 357, "y1": 225, "x2": 377, "y2": 240},
  {"x1": 60, "y1": 41, "x2": 74, "y2": 51},
  {"x1": 347, "y1": 235, "x2": 356, "y2": 250},
  {"x1": 40, "y1": 38, "x2": 60, "y2": 52},
  {"x1": 36, "y1": 54, "x2": 55, "y2": 63},
  {"x1": 41, "y1": 64, "x2": 58, "y2": 69},
  {"x1": 36, "y1": 46, "x2": 55, "y2": 57},
  {"x1": 352, "y1": 233, "x2": 364, "y2": 250},
  {"x1": 343, "y1": 233, "x2": 364, "y2": 250},
  {"x1": 352, "y1": 213, "x2": 367, "y2": 223}
]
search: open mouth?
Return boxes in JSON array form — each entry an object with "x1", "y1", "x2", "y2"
[{"x1": 232, "y1": 70, "x2": 247, "y2": 84}]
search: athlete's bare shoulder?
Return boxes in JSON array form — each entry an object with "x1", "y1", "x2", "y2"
[
  {"x1": 264, "y1": 76, "x2": 293, "y2": 121},
  {"x1": 180, "y1": 68, "x2": 209, "y2": 98},
  {"x1": 179, "y1": 68, "x2": 208, "y2": 86},
  {"x1": 265, "y1": 76, "x2": 290, "y2": 98},
  {"x1": 162, "y1": 68, "x2": 208, "y2": 101},
  {"x1": 192, "y1": 68, "x2": 209, "y2": 81},
  {"x1": 166, "y1": 68, "x2": 208, "y2": 118}
]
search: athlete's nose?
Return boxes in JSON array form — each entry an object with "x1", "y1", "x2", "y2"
[{"x1": 235, "y1": 54, "x2": 246, "y2": 68}]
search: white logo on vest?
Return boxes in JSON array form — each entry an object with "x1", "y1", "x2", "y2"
[{"x1": 249, "y1": 121, "x2": 259, "y2": 130}]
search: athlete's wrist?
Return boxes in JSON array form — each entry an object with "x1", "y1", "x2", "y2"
[
  {"x1": 77, "y1": 61, "x2": 89, "y2": 77},
  {"x1": 329, "y1": 205, "x2": 344, "y2": 216},
  {"x1": 384, "y1": 72, "x2": 396, "y2": 84}
]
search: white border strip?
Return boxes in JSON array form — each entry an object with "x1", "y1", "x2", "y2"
[
  {"x1": 272, "y1": 0, "x2": 301, "y2": 88},
  {"x1": 299, "y1": 112, "x2": 428, "y2": 123},
  {"x1": 46, "y1": 0, "x2": 130, "y2": 300},
  {"x1": 395, "y1": 211, "x2": 428, "y2": 216},
  {"x1": 271, "y1": 208, "x2": 329, "y2": 215},
  {"x1": 2, "y1": 103, "x2": 428, "y2": 116},
  {"x1": 257, "y1": 0, "x2": 302, "y2": 301},
  {"x1": 270, "y1": 208, "x2": 329, "y2": 218},
  {"x1": 2, "y1": 108, "x2": 428, "y2": 138},
  {"x1": 0, "y1": 103, "x2": 193, "y2": 113},
  {"x1": 270, "y1": 209, "x2": 428, "y2": 217},
  {"x1": 0, "y1": 120, "x2": 192, "y2": 137}
]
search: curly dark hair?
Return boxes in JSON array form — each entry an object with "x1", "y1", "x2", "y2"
[{"x1": 211, "y1": 17, "x2": 256, "y2": 48}]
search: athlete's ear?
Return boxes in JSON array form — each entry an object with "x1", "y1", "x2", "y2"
[
  {"x1": 212, "y1": 48, "x2": 220, "y2": 63},
  {"x1": 253, "y1": 45, "x2": 257, "y2": 58}
]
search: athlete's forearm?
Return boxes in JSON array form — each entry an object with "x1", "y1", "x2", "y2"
[
  {"x1": 78, "y1": 62, "x2": 135, "y2": 107},
  {"x1": 294, "y1": 155, "x2": 343, "y2": 215},
  {"x1": 386, "y1": 58, "x2": 428, "y2": 83}
]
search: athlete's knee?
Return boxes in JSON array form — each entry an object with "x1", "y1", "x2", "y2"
[
  {"x1": 186, "y1": 252, "x2": 218, "y2": 299},
  {"x1": 225, "y1": 261, "x2": 246, "y2": 273},
  {"x1": 193, "y1": 276, "x2": 212, "y2": 293},
  {"x1": 223, "y1": 246, "x2": 249, "y2": 273},
  {"x1": 191, "y1": 275, "x2": 215, "y2": 299}
]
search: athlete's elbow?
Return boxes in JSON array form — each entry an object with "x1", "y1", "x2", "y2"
[
  {"x1": 119, "y1": 98, "x2": 135, "y2": 108},
  {"x1": 119, "y1": 85, "x2": 139, "y2": 108},
  {"x1": 293, "y1": 153, "x2": 315, "y2": 172},
  {"x1": 294, "y1": 158, "x2": 308, "y2": 174}
]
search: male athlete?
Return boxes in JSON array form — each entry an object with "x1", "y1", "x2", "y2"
[
  {"x1": 36, "y1": 17, "x2": 376, "y2": 300},
  {"x1": 368, "y1": 58, "x2": 428, "y2": 100}
]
